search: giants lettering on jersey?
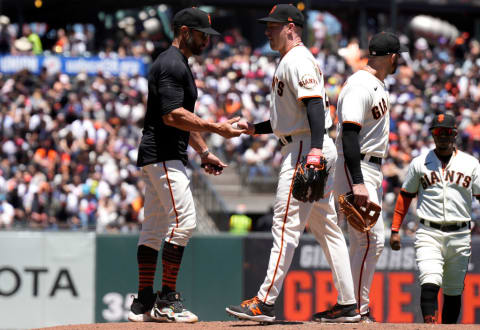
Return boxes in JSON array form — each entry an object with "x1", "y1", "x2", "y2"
[
  {"x1": 298, "y1": 74, "x2": 318, "y2": 89},
  {"x1": 371, "y1": 98, "x2": 388, "y2": 120},
  {"x1": 272, "y1": 76, "x2": 284, "y2": 96},
  {"x1": 420, "y1": 170, "x2": 472, "y2": 189}
]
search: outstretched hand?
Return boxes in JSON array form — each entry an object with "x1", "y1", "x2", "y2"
[
  {"x1": 235, "y1": 119, "x2": 255, "y2": 135},
  {"x1": 217, "y1": 117, "x2": 247, "y2": 138}
]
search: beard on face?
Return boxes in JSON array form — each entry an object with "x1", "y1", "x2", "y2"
[{"x1": 186, "y1": 33, "x2": 203, "y2": 55}]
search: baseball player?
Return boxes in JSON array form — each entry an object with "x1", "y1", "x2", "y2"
[
  {"x1": 390, "y1": 114, "x2": 480, "y2": 324},
  {"x1": 326, "y1": 32, "x2": 407, "y2": 323},
  {"x1": 226, "y1": 4, "x2": 359, "y2": 323},
  {"x1": 128, "y1": 8, "x2": 245, "y2": 323}
]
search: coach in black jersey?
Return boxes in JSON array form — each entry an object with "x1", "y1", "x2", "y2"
[{"x1": 128, "y1": 7, "x2": 245, "y2": 323}]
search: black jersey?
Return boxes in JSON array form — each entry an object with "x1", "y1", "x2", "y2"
[{"x1": 137, "y1": 46, "x2": 197, "y2": 167}]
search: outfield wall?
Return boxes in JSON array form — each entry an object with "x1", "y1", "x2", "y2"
[{"x1": 1, "y1": 232, "x2": 480, "y2": 328}]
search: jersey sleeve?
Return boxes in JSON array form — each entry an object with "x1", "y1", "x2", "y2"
[
  {"x1": 154, "y1": 65, "x2": 186, "y2": 115},
  {"x1": 402, "y1": 159, "x2": 421, "y2": 194},
  {"x1": 339, "y1": 84, "x2": 371, "y2": 127},
  {"x1": 471, "y1": 160, "x2": 480, "y2": 196},
  {"x1": 288, "y1": 56, "x2": 325, "y2": 101}
]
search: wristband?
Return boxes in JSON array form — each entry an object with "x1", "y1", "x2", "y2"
[{"x1": 200, "y1": 149, "x2": 210, "y2": 158}]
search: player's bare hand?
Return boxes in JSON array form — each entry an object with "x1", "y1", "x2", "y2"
[
  {"x1": 200, "y1": 152, "x2": 227, "y2": 176},
  {"x1": 352, "y1": 183, "x2": 369, "y2": 207},
  {"x1": 235, "y1": 119, "x2": 255, "y2": 135},
  {"x1": 390, "y1": 232, "x2": 401, "y2": 251},
  {"x1": 217, "y1": 117, "x2": 247, "y2": 138}
]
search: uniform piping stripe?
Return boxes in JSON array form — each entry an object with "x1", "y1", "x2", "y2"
[
  {"x1": 163, "y1": 161, "x2": 179, "y2": 242},
  {"x1": 358, "y1": 231, "x2": 370, "y2": 311},
  {"x1": 264, "y1": 141, "x2": 303, "y2": 303},
  {"x1": 400, "y1": 188, "x2": 417, "y2": 198},
  {"x1": 297, "y1": 95, "x2": 323, "y2": 101},
  {"x1": 343, "y1": 121, "x2": 362, "y2": 128}
]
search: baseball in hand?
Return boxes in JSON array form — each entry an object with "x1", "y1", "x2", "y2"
[{"x1": 232, "y1": 122, "x2": 239, "y2": 129}]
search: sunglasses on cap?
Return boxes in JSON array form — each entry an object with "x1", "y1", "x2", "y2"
[{"x1": 431, "y1": 127, "x2": 456, "y2": 136}]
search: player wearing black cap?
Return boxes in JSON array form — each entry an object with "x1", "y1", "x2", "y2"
[
  {"x1": 391, "y1": 114, "x2": 480, "y2": 324},
  {"x1": 322, "y1": 31, "x2": 408, "y2": 323},
  {"x1": 128, "y1": 7, "x2": 245, "y2": 323}
]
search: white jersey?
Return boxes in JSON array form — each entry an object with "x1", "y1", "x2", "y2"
[
  {"x1": 270, "y1": 45, "x2": 332, "y2": 137},
  {"x1": 403, "y1": 149, "x2": 480, "y2": 222},
  {"x1": 335, "y1": 69, "x2": 390, "y2": 158}
]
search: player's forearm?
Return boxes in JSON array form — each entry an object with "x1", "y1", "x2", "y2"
[
  {"x1": 391, "y1": 190, "x2": 415, "y2": 232},
  {"x1": 163, "y1": 108, "x2": 221, "y2": 134},
  {"x1": 342, "y1": 123, "x2": 363, "y2": 184},
  {"x1": 253, "y1": 120, "x2": 273, "y2": 134},
  {"x1": 304, "y1": 97, "x2": 325, "y2": 149},
  {"x1": 189, "y1": 132, "x2": 208, "y2": 154}
]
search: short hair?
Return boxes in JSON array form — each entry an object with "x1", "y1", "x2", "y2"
[{"x1": 173, "y1": 25, "x2": 183, "y2": 37}]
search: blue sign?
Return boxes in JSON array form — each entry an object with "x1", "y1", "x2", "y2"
[{"x1": 0, "y1": 55, "x2": 146, "y2": 76}]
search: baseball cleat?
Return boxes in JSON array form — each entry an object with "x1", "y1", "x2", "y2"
[
  {"x1": 128, "y1": 296, "x2": 155, "y2": 322},
  {"x1": 360, "y1": 311, "x2": 376, "y2": 323},
  {"x1": 150, "y1": 291, "x2": 198, "y2": 323},
  {"x1": 312, "y1": 303, "x2": 361, "y2": 323},
  {"x1": 226, "y1": 296, "x2": 275, "y2": 323}
]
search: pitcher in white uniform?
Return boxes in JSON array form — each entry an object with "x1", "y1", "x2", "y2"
[
  {"x1": 390, "y1": 114, "x2": 480, "y2": 324},
  {"x1": 225, "y1": 4, "x2": 359, "y2": 323},
  {"x1": 330, "y1": 32, "x2": 407, "y2": 323}
]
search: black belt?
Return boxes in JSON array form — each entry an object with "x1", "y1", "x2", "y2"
[
  {"x1": 420, "y1": 219, "x2": 470, "y2": 232},
  {"x1": 360, "y1": 154, "x2": 382, "y2": 165},
  {"x1": 278, "y1": 130, "x2": 327, "y2": 147}
]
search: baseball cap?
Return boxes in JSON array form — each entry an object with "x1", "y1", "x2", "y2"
[
  {"x1": 430, "y1": 114, "x2": 457, "y2": 130},
  {"x1": 369, "y1": 32, "x2": 408, "y2": 56},
  {"x1": 173, "y1": 7, "x2": 220, "y2": 35},
  {"x1": 257, "y1": 4, "x2": 304, "y2": 27}
]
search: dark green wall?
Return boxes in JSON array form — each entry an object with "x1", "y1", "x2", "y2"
[{"x1": 95, "y1": 234, "x2": 243, "y2": 322}]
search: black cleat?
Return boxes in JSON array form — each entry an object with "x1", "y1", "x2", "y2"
[
  {"x1": 226, "y1": 296, "x2": 275, "y2": 323},
  {"x1": 312, "y1": 303, "x2": 360, "y2": 323}
]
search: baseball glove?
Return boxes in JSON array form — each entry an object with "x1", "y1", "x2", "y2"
[
  {"x1": 292, "y1": 155, "x2": 329, "y2": 203},
  {"x1": 338, "y1": 192, "x2": 381, "y2": 232}
]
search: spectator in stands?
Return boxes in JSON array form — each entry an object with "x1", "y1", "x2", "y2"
[{"x1": 24, "y1": 25, "x2": 42, "y2": 55}]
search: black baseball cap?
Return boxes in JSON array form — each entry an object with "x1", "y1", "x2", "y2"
[
  {"x1": 173, "y1": 7, "x2": 220, "y2": 35},
  {"x1": 369, "y1": 32, "x2": 408, "y2": 56},
  {"x1": 257, "y1": 4, "x2": 304, "y2": 27},
  {"x1": 430, "y1": 114, "x2": 457, "y2": 130}
]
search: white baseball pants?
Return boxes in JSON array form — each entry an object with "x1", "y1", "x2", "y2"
[
  {"x1": 415, "y1": 225, "x2": 471, "y2": 296},
  {"x1": 138, "y1": 160, "x2": 196, "y2": 250},
  {"x1": 257, "y1": 134, "x2": 356, "y2": 306},
  {"x1": 334, "y1": 154, "x2": 385, "y2": 314}
]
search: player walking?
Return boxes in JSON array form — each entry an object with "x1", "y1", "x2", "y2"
[
  {"x1": 226, "y1": 4, "x2": 359, "y2": 323},
  {"x1": 390, "y1": 114, "x2": 480, "y2": 324},
  {"x1": 128, "y1": 7, "x2": 244, "y2": 323},
  {"x1": 325, "y1": 32, "x2": 407, "y2": 323}
]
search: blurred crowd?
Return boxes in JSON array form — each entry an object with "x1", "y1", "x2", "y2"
[{"x1": 1, "y1": 10, "x2": 480, "y2": 235}]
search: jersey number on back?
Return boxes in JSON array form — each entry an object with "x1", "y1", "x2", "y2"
[{"x1": 371, "y1": 98, "x2": 388, "y2": 120}]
